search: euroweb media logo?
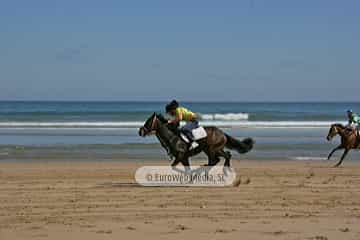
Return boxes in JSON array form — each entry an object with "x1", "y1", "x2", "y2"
[{"x1": 135, "y1": 166, "x2": 236, "y2": 187}]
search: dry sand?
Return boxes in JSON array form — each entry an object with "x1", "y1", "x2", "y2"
[{"x1": 1, "y1": 160, "x2": 360, "y2": 240}]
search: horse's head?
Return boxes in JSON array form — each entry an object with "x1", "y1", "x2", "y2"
[
  {"x1": 138, "y1": 112, "x2": 160, "y2": 137},
  {"x1": 327, "y1": 123, "x2": 343, "y2": 141}
]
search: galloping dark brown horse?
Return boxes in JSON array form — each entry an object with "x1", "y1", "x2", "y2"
[
  {"x1": 326, "y1": 123, "x2": 360, "y2": 167},
  {"x1": 138, "y1": 113, "x2": 254, "y2": 168}
]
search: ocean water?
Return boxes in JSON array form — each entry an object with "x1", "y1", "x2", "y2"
[{"x1": 0, "y1": 101, "x2": 359, "y2": 162}]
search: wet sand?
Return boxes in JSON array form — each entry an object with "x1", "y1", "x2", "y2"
[{"x1": 1, "y1": 160, "x2": 360, "y2": 239}]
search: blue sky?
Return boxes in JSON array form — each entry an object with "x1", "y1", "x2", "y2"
[{"x1": 0, "y1": 0, "x2": 359, "y2": 101}]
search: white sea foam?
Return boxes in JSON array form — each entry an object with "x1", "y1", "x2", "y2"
[
  {"x1": 0, "y1": 122, "x2": 144, "y2": 128},
  {"x1": 200, "y1": 113, "x2": 249, "y2": 121},
  {"x1": 0, "y1": 121, "x2": 345, "y2": 129}
]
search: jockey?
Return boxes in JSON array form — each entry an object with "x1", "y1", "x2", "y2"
[
  {"x1": 166, "y1": 100, "x2": 200, "y2": 150},
  {"x1": 347, "y1": 110, "x2": 360, "y2": 134}
]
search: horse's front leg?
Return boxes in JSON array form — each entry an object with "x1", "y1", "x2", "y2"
[
  {"x1": 171, "y1": 158, "x2": 181, "y2": 167},
  {"x1": 203, "y1": 149, "x2": 218, "y2": 166},
  {"x1": 327, "y1": 145, "x2": 343, "y2": 160},
  {"x1": 334, "y1": 149, "x2": 349, "y2": 167},
  {"x1": 180, "y1": 156, "x2": 191, "y2": 172},
  {"x1": 171, "y1": 152, "x2": 190, "y2": 170}
]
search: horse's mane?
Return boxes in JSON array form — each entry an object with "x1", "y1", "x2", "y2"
[
  {"x1": 155, "y1": 113, "x2": 168, "y2": 123},
  {"x1": 332, "y1": 123, "x2": 345, "y2": 128}
]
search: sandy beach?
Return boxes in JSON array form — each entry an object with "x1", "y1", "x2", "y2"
[{"x1": 0, "y1": 160, "x2": 359, "y2": 240}]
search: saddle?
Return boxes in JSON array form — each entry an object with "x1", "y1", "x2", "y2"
[{"x1": 179, "y1": 126, "x2": 207, "y2": 148}]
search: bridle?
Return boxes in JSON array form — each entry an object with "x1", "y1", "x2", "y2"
[
  {"x1": 142, "y1": 115, "x2": 157, "y2": 135},
  {"x1": 331, "y1": 125, "x2": 339, "y2": 134}
]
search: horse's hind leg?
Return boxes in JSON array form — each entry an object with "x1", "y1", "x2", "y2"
[
  {"x1": 203, "y1": 150, "x2": 219, "y2": 166},
  {"x1": 217, "y1": 150, "x2": 232, "y2": 167},
  {"x1": 208, "y1": 154, "x2": 220, "y2": 166},
  {"x1": 212, "y1": 156, "x2": 221, "y2": 166},
  {"x1": 334, "y1": 149, "x2": 349, "y2": 167}
]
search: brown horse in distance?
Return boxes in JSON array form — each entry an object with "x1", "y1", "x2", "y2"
[{"x1": 326, "y1": 123, "x2": 360, "y2": 167}]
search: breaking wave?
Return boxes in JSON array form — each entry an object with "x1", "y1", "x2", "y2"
[{"x1": 200, "y1": 113, "x2": 249, "y2": 121}]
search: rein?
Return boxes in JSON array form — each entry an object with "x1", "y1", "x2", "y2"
[{"x1": 143, "y1": 115, "x2": 157, "y2": 134}]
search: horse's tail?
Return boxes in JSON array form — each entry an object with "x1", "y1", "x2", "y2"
[{"x1": 225, "y1": 134, "x2": 254, "y2": 154}]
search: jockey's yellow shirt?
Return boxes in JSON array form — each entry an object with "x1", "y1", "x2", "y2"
[{"x1": 175, "y1": 107, "x2": 197, "y2": 121}]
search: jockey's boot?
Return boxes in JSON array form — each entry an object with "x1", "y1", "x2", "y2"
[{"x1": 189, "y1": 141, "x2": 199, "y2": 150}]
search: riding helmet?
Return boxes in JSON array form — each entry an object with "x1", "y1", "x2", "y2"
[{"x1": 166, "y1": 100, "x2": 179, "y2": 113}]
